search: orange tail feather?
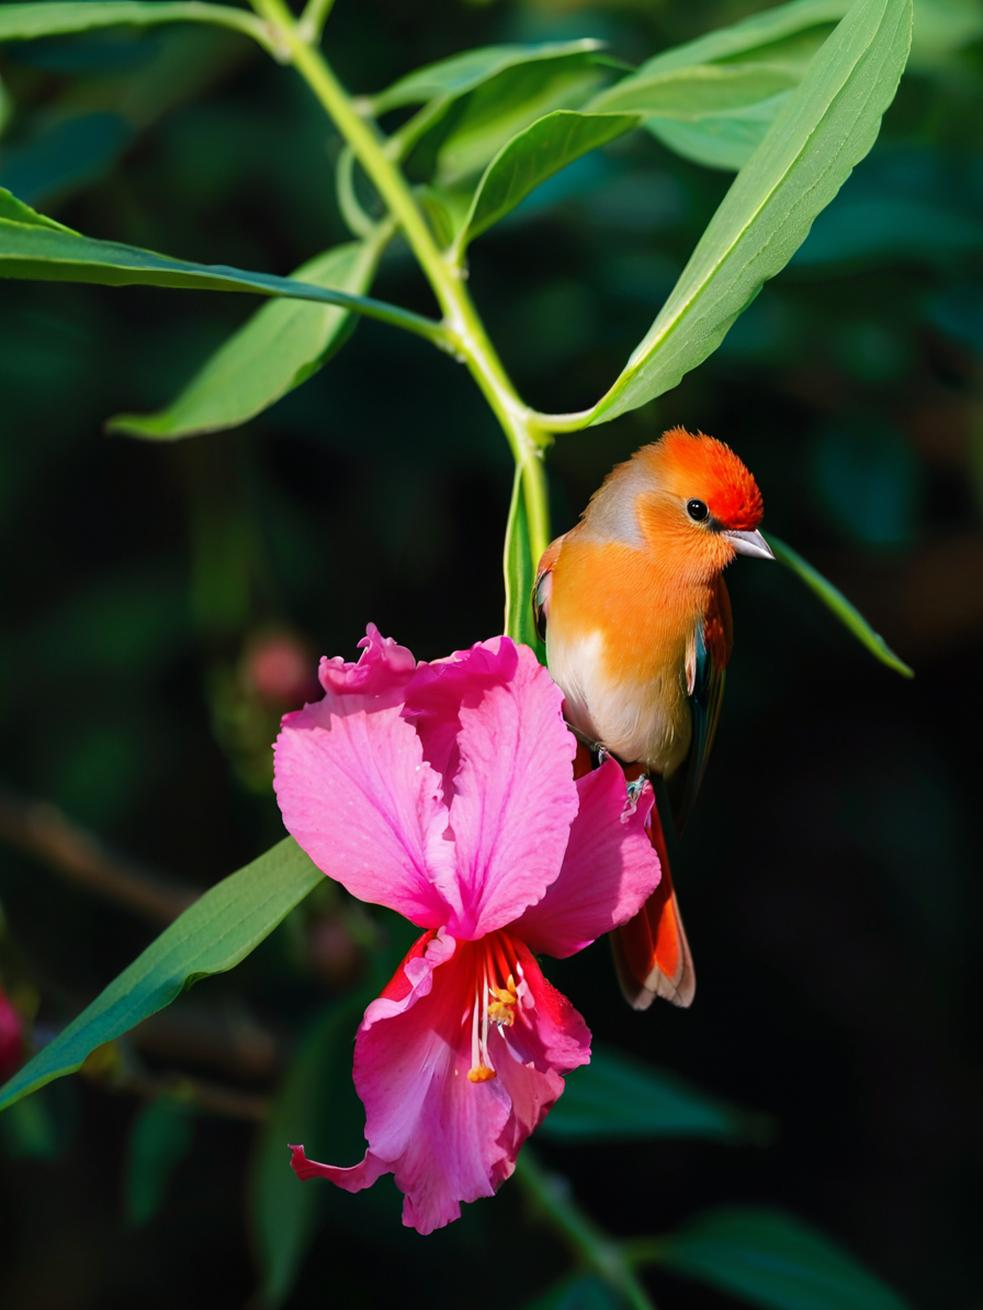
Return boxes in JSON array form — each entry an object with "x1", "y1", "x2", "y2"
[{"x1": 613, "y1": 797, "x2": 696, "y2": 1010}]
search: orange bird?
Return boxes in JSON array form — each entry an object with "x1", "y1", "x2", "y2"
[{"x1": 534, "y1": 427, "x2": 772, "y2": 1009}]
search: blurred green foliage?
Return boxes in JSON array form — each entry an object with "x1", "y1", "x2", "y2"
[{"x1": 0, "y1": 0, "x2": 980, "y2": 1307}]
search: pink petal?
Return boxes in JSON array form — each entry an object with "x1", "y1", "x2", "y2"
[
  {"x1": 445, "y1": 641, "x2": 579, "y2": 938},
  {"x1": 514, "y1": 758, "x2": 662, "y2": 958},
  {"x1": 318, "y1": 622, "x2": 416, "y2": 698},
  {"x1": 291, "y1": 930, "x2": 512, "y2": 1234},
  {"x1": 274, "y1": 635, "x2": 459, "y2": 929},
  {"x1": 490, "y1": 939, "x2": 590, "y2": 1168},
  {"x1": 402, "y1": 638, "x2": 517, "y2": 795},
  {"x1": 288, "y1": 928, "x2": 590, "y2": 1235},
  {"x1": 289, "y1": 1143, "x2": 388, "y2": 1193}
]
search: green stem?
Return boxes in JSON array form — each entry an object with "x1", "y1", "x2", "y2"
[
  {"x1": 166, "y1": 1, "x2": 276, "y2": 51},
  {"x1": 529, "y1": 404, "x2": 597, "y2": 434},
  {"x1": 516, "y1": 1151, "x2": 658, "y2": 1310},
  {"x1": 297, "y1": 0, "x2": 336, "y2": 43},
  {"x1": 336, "y1": 147, "x2": 378, "y2": 239},
  {"x1": 622, "y1": 1238, "x2": 669, "y2": 1268},
  {"x1": 248, "y1": 0, "x2": 551, "y2": 568}
]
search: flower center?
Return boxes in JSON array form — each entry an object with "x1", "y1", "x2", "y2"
[{"x1": 467, "y1": 933, "x2": 522, "y2": 1084}]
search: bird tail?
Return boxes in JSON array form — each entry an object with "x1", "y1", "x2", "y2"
[{"x1": 612, "y1": 783, "x2": 696, "y2": 1010}]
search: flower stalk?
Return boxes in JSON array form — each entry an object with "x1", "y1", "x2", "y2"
[
  {"x1": 516, "y1": 1150, "x2": 657, "y2": 1310},
  {"x1": 247, "y1": 0, "x2": 552, "y2": 569}
]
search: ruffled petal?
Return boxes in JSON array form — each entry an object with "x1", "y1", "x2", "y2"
[
  {"x1": 402, "y1": 638, "x2": 517, "y2": 796},
  {"x1": 288, "y1": 929, "x2": 590, "y2": 1235},
  {"x1": 291, "y1": 931, "x2": 513, "y2": 1234},
  {"x1": 445, "y1": 641, "x2": 579, "y2": 938},
  {"x1": 318, "y1": 622, "x2": 416, "y2": 699},
  {"x1": 514, "y1": 758, "x2": 662, "y2": 958},
  {"x1": 274, "y1": 630, "x2": 457, "y2": 929},
  {"x1": 289, "y1": 1143, "x2": 388, "y2": 1193}
]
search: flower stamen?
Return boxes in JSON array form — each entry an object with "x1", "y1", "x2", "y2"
[{"x1": 467, "y1": 937, "x2": 521, "y2": 1082}]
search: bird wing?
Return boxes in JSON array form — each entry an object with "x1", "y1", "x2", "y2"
[
  {"x1": 618, "y1": 582, "x2": 731, "y2": 1009},
  {"x1": 533, "y1": 533, "x2": 566, "y2": 642},
  {"x1": 670, "y1": 575, "x2": 733, "y2": 832}
]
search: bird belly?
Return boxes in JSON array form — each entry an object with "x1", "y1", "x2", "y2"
[{"x1": 547, "y1": 627, "x2": 691, "y2": 775}]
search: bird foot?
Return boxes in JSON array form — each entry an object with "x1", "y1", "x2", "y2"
[
  {"x1": 626, "y1": 777, "x2": 646, "y2": 805},
  {"x1": 567, "y1": 724, "x2": 611, "y2": 768}
]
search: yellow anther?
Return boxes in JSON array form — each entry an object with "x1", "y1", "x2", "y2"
[
  {"x1": 467, "y1": 1064, "x2": 496, "y2": 1083},
  {"x1": 487, "y1": 973, "x2": 518, "y2": 1027}
]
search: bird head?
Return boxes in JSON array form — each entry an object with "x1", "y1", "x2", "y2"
[{"x1": 633, "y1": 427, "x2": 773, "y2": 579}]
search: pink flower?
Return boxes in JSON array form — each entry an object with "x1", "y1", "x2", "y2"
[
  {"x1": 273, "y1": 625, "x2": 661, "y2": 1234},
  {"x1": 0, "y1": 988, "x2": 23, "y2": 1083}
]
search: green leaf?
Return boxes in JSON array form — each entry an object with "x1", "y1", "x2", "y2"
[
  {"x1": 589, "y1": 0, "x2": 847, "y2": 171},
  {"x1": 0, "y1": 189, "x2": 444, "y2": 344},
  {"x1": 0, "y1": 111, "x2": 133, "y2": 208},
  {"x1": 251, "y1": 994, "x2": 369, "y2": 1308},
  {"x1": 541, "y1": 1044, "x2": 760, "y2": 1143},
  {"x1": 525, "y1": 1275, "x2": 622, "y2": 1310},
  {"x1": 0, "y1": 76, "x2": 11, "y2": 138},
  {"x1": 0, "y1": 1088, "x2": 62, "y2": 1158},
  {"x1": 0, "y1": 838, "x2": 321, "y2": 1113},
  {"x1": 569, "y1": 0, "x2": 913, "y2": 427},
  {"x1": 0, "y1": 187, "x2": 71, "y2": 230},
  {"x1": 503, "y1": 466, "x2": 543, "y2": 659},
  {"x1": 390, "y1": 44, "x2": 611, "y2": 191},
  {"x1": 593, "y1": 61, "x2": 801, "y2": 118},
  {"x1": 457, "y1": 110, "x2": 638, "y2": 250},
  {"x1": 766, "y1": 533, "x2": 913, "y2": 677},
  {"x1": 0, "y1": 2, "x2": 271, "y2": 50},
  {"x1": 109, "y1": 238, "x2": 384, "y2": 439},
  {"x1": 124, "y1": 1095, "x2": 194, "y2": 1226},
  {"x1": 656, "y1": 1207, "x2": 909, "y2": 1310},
  {"x1": 608, "y1": 0, "x2": 847, "y2": 84},
  {"x1": 373, "y1": 40, "x2": 604, "y2": 115},
  {"x1": 646, "y1": 96, "x2": 788, "y2": 172}
]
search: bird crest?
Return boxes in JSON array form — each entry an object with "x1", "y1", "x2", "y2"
[{"x1": 645, "y1": 427, "x2": 764, "y2": 532}]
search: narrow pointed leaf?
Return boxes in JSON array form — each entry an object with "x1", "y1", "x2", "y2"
[
  {"x1": 657, "y1": 1207, "x2": 909, "y2": 1310},
  {"x1": 0, "y1": 839, "x2": 321, "y2": 1113},
  {"x1": 0, "y1": 188, "x2": 70, "y2": 229},
  {"x1": 109, "y1": 238, "x2": 384, "y2": 440},
  {"x1": 767, "y1": 534, "x2": 913, "y2": 677},
  {"x1": 386, "y1": 43, "x2": 611, "y2": 190},
  {"x1": 0, "y1": 1, "x2": 271, "y2": 48},
  {"x1": 541, "y1": 1044, "x2": 761, "y2": 1143},
  {"x1": 458, "y1": 110, "x2": 638, "y2": 249},
  {"x1": 594, "y1": 0, "x2": 847, "y2": 95},
  {"x1": 372, "y1": 40, "x2": 603, "y2": 114},
  {"x1": 0, "y1": 189, "x2": 442, "y2": 343},
  {"x1": 566, "y1": 0, "x2": 912, "y2": 427},
  {"x1": 503, "y1": 465, "x2": 543, "y2": 659},
  {"x1": 592, "y1": 61, "x2": 801, "y2": 119},
  {"x1": 588, "y1": 0, "x2": 847, "y2": 170},
  {"x1": 646, "y1": 96, "x2": 789, "y2": 171},
  {"x1": 124, "y1": 1096, "x2": 195, "y2": 1226}
]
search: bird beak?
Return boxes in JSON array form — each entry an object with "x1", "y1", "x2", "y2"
[{"x1": 723, "y1": 528, "x2": 775, "y2": 560}]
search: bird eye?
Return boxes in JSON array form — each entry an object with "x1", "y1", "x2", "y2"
[{"x1": 686, "y1": 499, "x2": 709, "y2": 522}]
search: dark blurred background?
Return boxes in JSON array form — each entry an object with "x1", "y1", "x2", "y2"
[{"x1": 0, "y1": 0, "x2": 980, "y2": 1306}]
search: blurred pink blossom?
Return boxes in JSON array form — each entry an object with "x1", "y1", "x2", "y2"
[{"x1": 0, "y1": 988, "x2": 24, "y2": 1083}]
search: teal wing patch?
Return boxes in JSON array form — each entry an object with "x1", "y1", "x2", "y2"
[{"x1": 670, "y1": 577, "x2": 732, "y2": 832}]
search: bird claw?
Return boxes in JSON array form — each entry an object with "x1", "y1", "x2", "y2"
[
  {"x1": 626, "y1": 777, "x2": 646, "y2": 805},
  {"x1": 567, "y1": 723, "x2": 611, "y2": 768}
]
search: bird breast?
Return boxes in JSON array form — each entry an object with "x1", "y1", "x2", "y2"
[{"x1": 546, "y1": 626, "x2": 692, "y2": 777}]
